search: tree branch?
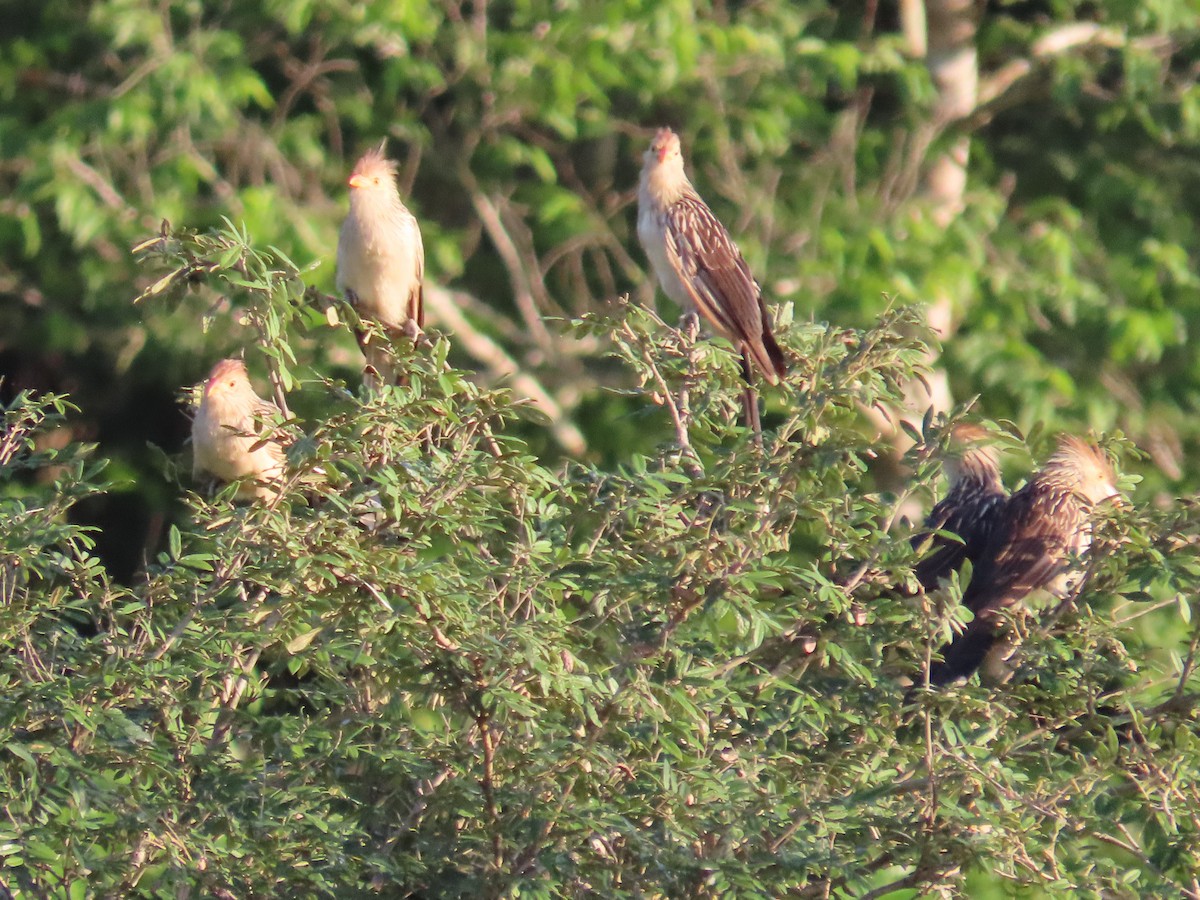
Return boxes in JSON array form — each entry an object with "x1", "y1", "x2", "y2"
[{"x1": 423, "y1": 284, "x2": 586, "y2": 454}]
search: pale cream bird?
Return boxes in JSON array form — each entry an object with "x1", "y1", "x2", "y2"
[
  {"x1": 336, "y1": 144, "x2": 425, "y2": 387},
  {"x1": 191, "y1": 358, "x2": 287, "y2": 501},
  {"x1": 927, "y1": 436, "x2": 1121, "y2": 685},
  {"x1": 637, "y1": 127, "x2": 788, "y2": 389}
]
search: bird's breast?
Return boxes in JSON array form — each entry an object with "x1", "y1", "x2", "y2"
[
  {"x1": 193, "y1": 406, "x2": 270, "y2": 480},
  {"x1": 637, "y1": 203, "x2": 691, "y2": 311},
  {"x1": 337, "y1": 223, "x2": 421, "y2": 326}
]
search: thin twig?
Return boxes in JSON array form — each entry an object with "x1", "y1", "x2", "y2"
[
  {"x1": 459, "y1": 168, "x2": 553, "y2": 349},
  {"x1": 422, "y1": 285, "x2": 585, "y2": 454},
  {"x1": 473, "y1": 658, "x2": 504, "y2": 871}
]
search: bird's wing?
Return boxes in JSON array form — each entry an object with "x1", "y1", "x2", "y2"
[
  {"x1": 410, "y1": 220, "x2": 425, "y2": 329},
  {"x1": 912, "y1": 487, "x2": 1008, "y2": 591},
  {"x1": 664, "y1": 194, "x2": 763, "y2": 345},
  {"x1": 927, "y1": 485, "x2": 1082, "y2": 684},
  {"x1": 248, "y1": 397, "x2": 292, "y2": 457},
  {"x1": 960, "y1": 486, "x2": 1079, "y2": 617}
]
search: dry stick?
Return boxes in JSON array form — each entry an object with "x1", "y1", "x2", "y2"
[
  {"x1": 421, "y1": 285, "x2": 585, "y2": 455},
  {"x1": 460, "y1": 169, "x2": 554, "y2": 350},
  {"x1": 956, "y1": 753, "x2": 1175, "y2": 884},
  {"x1": 199, "y1": 588, "x2": 276, "y2": 751},
  {"x1": 1174, "y1": 614, "x2": 1200, "y2": 699},
  {"x1": 397, "y1": 768, "x2": 452, "y2": 836},
  {"x1": 200, "y1": 578, "x2": 285, "y2": 751},
  {"x1": 973, "y1": 23, "x2": 1130, "y2": 115},
  {"x1": 512, "y1": 511, "x2": 781, "y2": 866},
  {"x1": 507, "y1": 321, "x2": 771, "y2": 874},
  {"x1": 320, "y1": 288, "x2": 512, "y2": 461},
  {"x1": 0, "y1": 561, "x2": 14, "y2": 607},
  {"x1": 395, "y1": 600, "x2": 508, "y2": 863},
  {"x1": 921, "y1": 705, "x2": 938, "y2": 828},
  {"x1": 708, "y1": 477, "x2": 924, "y2": 681},
  {"x1": 507, "y1": 566, "x2": 717, "y2": 873},
  {"x1": 319, "y1": 281, "x2": 575, "y2": 455},
  {"x1": 858, "y1": 865, "x2": 958, "y2": 900},
  {"x1": 1111, "y1": 595, "x2": 1181, "y2": 627},
  {"x1": 206, "y1": 642, "x2": 269, "y2": 752},
  {"x1": 619, "y1": 319, "x2": 702, "y2": 480},
  {"x1": 148, "y1": 552, "x2": 256, "y2": 661}
]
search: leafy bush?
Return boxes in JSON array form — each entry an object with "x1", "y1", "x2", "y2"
[
  {"x1": 1, "y1": 224, "x2": 1198, "y2": 896},
  {"x1": 4, "y1": 1, "x2": 1200, "y2": 895}
]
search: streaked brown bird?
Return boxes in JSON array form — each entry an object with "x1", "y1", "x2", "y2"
[
  {"x1": 911, "y1": 423, "x2": 1009, "y2": 592},
  {"x1": 337, "y1": 143, "x2": 425, "y2": 388},
  {"x1": 637, "y1": 127, "x2": 787, "y2": 435},
  {"x1": 927, "y1": 436, "x2": 1120, "y2": 685},
  {"x1": 191, "y1": 358, "x2": 287, "y2": 502}
]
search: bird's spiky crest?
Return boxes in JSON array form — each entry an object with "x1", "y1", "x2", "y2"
[
  {"x1": 1046, "y1": 435, "x2": 1119, "y2": 503},
  {"x1": 1051, "y1": 435, "x2": 1112, "y2": 476},
  {"x1": 650, "y1": 127, "x2": 680, "y2": 162},
  {"x1": 351, "y1": 142, "x2": 398, "y2": 182},
  {"x1": 944, "y1": 423, "x2": 1002, "y2": 485},
  {"x1": 949, "y1": 422, "x2": 992, "y2": 445}
]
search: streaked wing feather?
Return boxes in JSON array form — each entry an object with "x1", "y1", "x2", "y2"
[
  {"x1": 930, "y1": 481, "x2": 1085, "y2": 684},
  {"x1": 961, "y1": 487, "x2": 1078, "y2": 615},
  {"x1": 913, "y1": 488, "x2": 1007, "y2": 590},
  {"x1": 665, "y1": 196, "x2": 762, "y2": 344},
  {"x1": 411, "y1": 222, "x2": 425, "y2": 329}
]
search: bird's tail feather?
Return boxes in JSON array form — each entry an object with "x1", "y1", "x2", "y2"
[
  {"x1": 927, "y1": 620, "x2": 997, "y2": 686},
  {"x1": 739, "y1": 351, "x2": 763, "y2": 446},
  {"x1": 755, "y1": 328, "x2": 788, "y2": 386}
]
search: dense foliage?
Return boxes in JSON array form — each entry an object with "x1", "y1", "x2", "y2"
[{"x1": 2, "y1": 0, "x2": 1200, "y2": 896}]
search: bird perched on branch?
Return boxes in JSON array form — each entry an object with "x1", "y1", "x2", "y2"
[
  {"x1": 927, "y1": 436, "x2": 1120, "y2": 686},
  {"x1": 191, "y1": 358, "x2": 287, "y2": 501},
  {"x1": 637, "y1": 127, "x2": 787, "y2": 437},
  {"x1": 911, "y1": 423, "x2": 1009, "y2": 593},
  {"x1": 337, "y1": 143, "x2": 425, "y2": 389}
]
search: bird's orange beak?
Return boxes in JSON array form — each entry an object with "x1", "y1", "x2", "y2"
[
  {"x1": 656, "y1": 146, "x2": 669, "y2": 163},
  {"x1": 348, "y1": 174, "x2": 369, "y2": 189}
]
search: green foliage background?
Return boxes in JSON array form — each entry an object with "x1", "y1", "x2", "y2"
[{"x1": 2, "y1": 0, "x2": 1200, "y2": 896}]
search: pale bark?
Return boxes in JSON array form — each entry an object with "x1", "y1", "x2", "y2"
[{"x1": 867, "y1": 0, "x2": 979, "y2": 506}]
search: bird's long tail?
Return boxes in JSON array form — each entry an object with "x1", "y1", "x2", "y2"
[
  {"x1": 740, "y1": 350, "x2": 763, "y2": 447},
  {"x1": 748, "y1": 327, "x2": 788, "y2": 386},
  {"x1": 927, "y1": 617, "x2": 999, "y2": 685}
]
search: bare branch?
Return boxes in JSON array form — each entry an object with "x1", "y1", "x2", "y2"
[
  {"x1": 423, "y1": 284, "x2": 586, "y2": 454},
  {"x1": 459, "y1": 166, "x2": 554, "y2": 349}
]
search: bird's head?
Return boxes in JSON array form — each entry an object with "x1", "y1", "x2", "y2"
[
  {"x1": 203, "y1": 358, "x2": 250, "y2": 401},
  {"x1": 348, "y1": 143, "x2": 399, "y2": 193},
  {"x1": 942, "y1": 423, "x2": 1002, "y2": 486},
  {"x1": 647, "y1": 127, "x2": 683, "y2": 166},
  {"x1": 1049, "y1": 436, "x2": 1121, "y2": 506}
]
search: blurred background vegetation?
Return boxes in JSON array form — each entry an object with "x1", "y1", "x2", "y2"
[
  {"x1": 3, "y1": 0, "x2": 1199, "y2": 577},
  {"x1": 3, "y1": 0, "x2": 1200, "y2": 895}
]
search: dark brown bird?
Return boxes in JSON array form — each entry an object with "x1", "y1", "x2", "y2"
[
  {"x1": 636, "y1": 127, "x2": 787, "y2": 435},
  {"x1": 911, "y1": 423, "x2": 1009, "y2": 592},
  {"x1": 927, "y1": 436, "x2": 1120, "y2": 685}
]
